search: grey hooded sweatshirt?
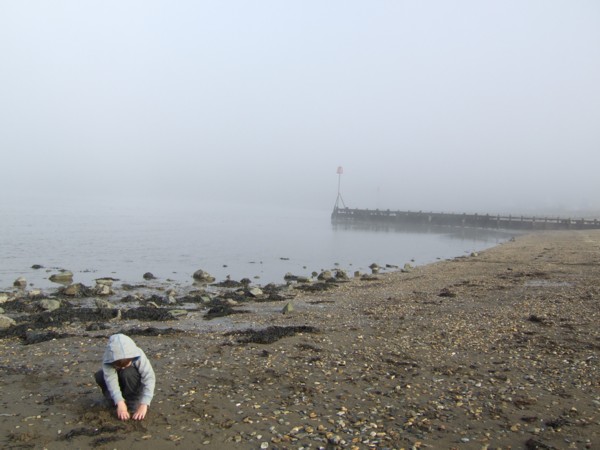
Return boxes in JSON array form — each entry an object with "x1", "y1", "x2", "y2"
[{"x1": 101, "y1": 334, "x2": 155, "y2": 406}]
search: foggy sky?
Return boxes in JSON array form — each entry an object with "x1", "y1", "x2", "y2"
[{"x1": 1, "y1": 1, "x2": 599, "y2": 215}]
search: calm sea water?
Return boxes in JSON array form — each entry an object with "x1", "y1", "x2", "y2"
[{"x1": 0, "y1": 199, "x2": 515, "y2": 291}]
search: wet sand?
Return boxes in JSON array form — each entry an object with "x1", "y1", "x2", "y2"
[{"x1": 1, "y1": 230, "x2": 599, "y2": 449}]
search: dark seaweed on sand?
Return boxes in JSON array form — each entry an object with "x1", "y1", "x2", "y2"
[
  {"x1": 204, "y1": 304, "x2": 249, "y2": 320},
  {"x1": 227, "y1": 325, "x2": 318, "y2": 344},
  {"x1": 293, "y1": 282, "x2": 338, "y2": 292},
  {"x1": 64, "y1": 425, "x2": 124, "y2": 440},
  {"x1": 0, "y1": 306, "x2": 181, "y2": 343},
  {"x1": 118, "y1": 326, "x2": 185, "y2": 337},
  {"x1": 121, "y1": 307, "x2": 175, "y2": 321}
]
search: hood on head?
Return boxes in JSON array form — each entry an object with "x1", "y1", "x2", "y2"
[{"x1": 103, "y1": 334, "x2": 142, "y2": 364}]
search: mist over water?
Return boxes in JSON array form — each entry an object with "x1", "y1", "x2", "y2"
[
  {"x1": 0, "y1": 199, "x2": 515, "y2": 291},
  {"x1": 1, "y1": 2, "x2": 599, "y2": 217}
]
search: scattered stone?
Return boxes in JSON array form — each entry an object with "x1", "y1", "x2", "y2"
[
  {"x1": 95, "y1": 278, "x2": 114, "y2": 287},
  {"x1": 281, "y1": 302, "x2": 294, "y2": 314},
  {"x1": 120, "y1": 293, "x2": 144, "y2": 303},
  {"x1": 401, "y1": 263, "x2": 414, "y2": 273},
  {"x1": 528, "y1": 314, "x2": 552, "y2": 325},
  {"x1": 164, "y1": 295, "x2": 178, "y2": 305},
  {"x1": 143, "y1": 272, "x2": 156, "y2": 280},
  {"x1": 361, "y1": 274, "x2": 380, "y2": 281},
  {"x1": 28, "y1": 289, "x2": 43, "y2": 299},
  {"x1": 94, "y1": 299, "x2": 115, "y2": 309},
  {"x1": 524, "y1": 438, "x2": 553, "y2": 449},
  {"x1": 179, "y1": 293, "x2": 213, "y2": 304},
  {"x1": 317, "y1": 270, "x2": 334, "y2": 281},
  {"x1": 335, "y1": 269, "x2": 349, "y2": 280},
  {"x1": 13, "y1": 277, "x2": 27, "y2": 288},
  {"x1": 38, "y1": 299, "x2": 61, "y2": 312},
  {"x1": 213, "y1": 277, "x2": 243, "y2": 288},
  {"x1": 0, "y1": 293, "x2": 9, "y2": 304},
  {"x1": 192, "y1": 269, "x2": 216, "y2": 283},
  {"x1": 93, "y1": 284, "x2": 113, "y2": 296},
  {"x1": 168, "y1": 309, "x2": 188, "y2": 318},
  {"x1": 122, "y1": 283, "x2": 146, "y2": 291},
  {"x1": 31, "y1": 264, "x2": 44, "y2": 269},
  {"x1": 284, "y1": 273, "x2": 313, "y2": 283},
  {"x1": 0, "y1": 314, "x2": 16, "y2": 329},
  {"x1": 247, "y1": 287, "x2": 263, "y2": 298},
  {"x1": 60, "y1": 283, "x2": 91, "y2": 297},
  {"x1": 49, "y1": 271, "x2": 74, "y2": 283},
  {"x1": 438, "y1": 287, "x2": 457, "y2": 298}
]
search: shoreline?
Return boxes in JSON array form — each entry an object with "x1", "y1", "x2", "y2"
[
  {"x1": 1, "y1": 230, "x2": 599, "y2": 449},
  {"x1": 0, "y1": 215, "x2": 517, "y2": 293}
]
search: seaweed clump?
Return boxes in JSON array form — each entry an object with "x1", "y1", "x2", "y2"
[{"x1": 227, "y1": 325, "x2": 318, "y2": 344}]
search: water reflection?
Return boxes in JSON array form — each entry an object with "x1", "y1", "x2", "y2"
[{"x1": 332, "y1": 221, "x2": 520, "y2": 243}]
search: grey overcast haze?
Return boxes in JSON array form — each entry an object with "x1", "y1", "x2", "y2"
[{"x1": 1, "y1": 1, "x2": 599, "y2": 215}]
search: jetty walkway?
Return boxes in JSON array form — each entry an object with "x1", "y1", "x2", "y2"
[{"x1": 331, "y1": 207, "x2": 600, "y2": 231}]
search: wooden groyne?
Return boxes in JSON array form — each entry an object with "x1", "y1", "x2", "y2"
[{"x1": 331, "y1": 207, "x2": 600, "y2": 231}]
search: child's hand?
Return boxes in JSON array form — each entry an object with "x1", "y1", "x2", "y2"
[
  {"x1": 116, "y1": 401, "x2": 130, "y2": 420},
  {"x1": 132, "y1": 404, "x2": 148, "y2": 420}
]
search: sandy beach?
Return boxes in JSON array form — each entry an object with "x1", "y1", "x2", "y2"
[{"x1": 1, "y1": 230, "x2": 599, "y2": 449}]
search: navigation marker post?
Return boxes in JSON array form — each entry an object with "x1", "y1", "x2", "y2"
[{"x1": 334, "y1": 166, "x2": 347, "y2": 210}]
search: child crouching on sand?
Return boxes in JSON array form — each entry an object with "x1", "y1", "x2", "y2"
[{"x1": 94, "y1": 334, "x2": 155, "y2": 421}]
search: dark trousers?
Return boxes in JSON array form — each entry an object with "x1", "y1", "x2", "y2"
[{"x1": 95, "y1": 366, "x2": 142, "y2": 408}]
